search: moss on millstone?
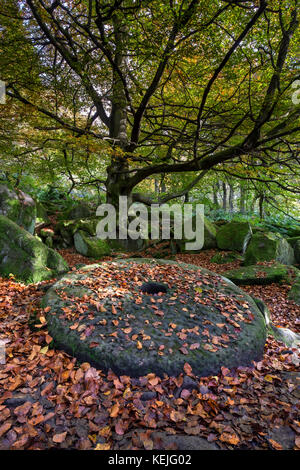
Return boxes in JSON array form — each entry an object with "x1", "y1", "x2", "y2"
[
  {"x1": 224, "y1": 263, "x2": 299, "y2": 286},
  {"x1": 74, "y1": 230, "x2": 111, "y2": 258},
  {"x1": 41, "y1": 259, "x2": 267, "y2": 378},
  {"x1": 0, "y1": 215, "x2": 69, "y2": 283},
  {"x1": 216, "y1": 221, "x2": 252, "y2": 252},
  {"x1": 244, "y1": 232, "x2": 295, "y2": 266},
  {"x1": 210, "y1": 252, "x2": 243, "y2": 264}
]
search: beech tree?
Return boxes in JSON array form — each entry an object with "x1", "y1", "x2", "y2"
[{"x1": 0, "y1": 0, "x2": 299, "y2": 210}]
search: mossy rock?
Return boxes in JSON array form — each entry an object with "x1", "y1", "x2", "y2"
[
  {"x1": 210, "y1": 252, "x2": 244, "y2": 264},
  {"x1": 175, "y1": 216, "x2": 217, "y2": 252},
  {"x1": 0, "y1": 215, "x2": 69, "y2": 283},
  {"x1": 203, "y1": 218, "x2": 218, "y2": 249},
  {"x1": 61, "y1": 203, "x2": 94, "y2": 220},
  {"x1": 58, "y1": 218, "x2": 99, "y2": 237},
  {"x1": 216, "y1": 221, "x2": 252, "y2": 252},
  {"x1": 0, "y1": 184, "x2": 36, "y2": 234},
  {"x1": 244, "y1": 232, "x2": 295, "y2": 266},
  {"x1": 36, "y1": 201, "x2": 50, "y2": 224},
  {"x1": 287, "y1": 237, "x2": 300, "y2": 264},
  {"x1": 74, "y1": 230, "x2": 111, "y2": 258},
  {"x1": 224, "y1": 263, "x2": 299, "y2": 286},
  {"x1": 41, "y1": 258, "x2": 267, "y2": 378},
  {"x1": 288, "y1": 275, "x2": 300, "y2": 305}
]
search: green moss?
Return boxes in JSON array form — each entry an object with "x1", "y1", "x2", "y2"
[
  {"x1": 287, "y1": 238, "x2": 300, "y2": 264},
  {"x1": 244, "y1": 232, "x2": 295, "y2": 266},
  {"x1": 203, "y1": 217, "x2": 218, "y2": 249},
  {"x1": 60, "y1": 203, "x2": 94, "y2": 220},
  {"x1": 0, "y1": 184, "x2": 36, "y2": 234},
  {"x1": 0, "y1": 215, "x2": 69, "y2": 283},
  {"x1": 288, "y1": 273, "x2": 300, "y2": 305},
  {"x1": 224, "y1": 263, "x2": 299, "y2": 286},
  {"x1": 216, "y1": 222, "x2": 252, "y2": 252},
  {"x1": 210, "y1": 252, "x2": 243, "y2": 264},
  {"x1": 74, "y1": 230, "x2": 111, "y2": 258}
]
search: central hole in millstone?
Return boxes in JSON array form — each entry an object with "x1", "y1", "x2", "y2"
[{"x1": 140, "y1": 282, "x2": 168, "y2": 294}]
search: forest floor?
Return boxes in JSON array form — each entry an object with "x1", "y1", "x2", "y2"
[{"x1": 0, "y1": 249, "x2": 299, "y2": 451}]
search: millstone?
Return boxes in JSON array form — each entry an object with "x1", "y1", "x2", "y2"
[{"x1": 41, "y1": 259, "x2": 267, "y2": 377}]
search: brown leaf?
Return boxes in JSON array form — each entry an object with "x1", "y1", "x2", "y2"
[
  {"x1": 53, "y1": 431, "x2": 67, "y2": 443},
  {"x1": 220, "y1": 432, "x2": 240, "y2": 446},
  {"x1": 183, "y1": 362, "x2": 193, "y2": 376},
  {"x1": 0, "y1": 421, "x2": 12, "y2": 438},
  {"x1": 110, "y1": 403, "x2": 120, "y2": 418}
]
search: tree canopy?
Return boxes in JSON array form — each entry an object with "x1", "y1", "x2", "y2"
[{"x1": 0, "y1": 0, "x2": 299, "y2": 206}]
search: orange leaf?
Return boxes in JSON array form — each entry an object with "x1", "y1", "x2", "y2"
[
  {"x1": 268, "y1": 439, "x2": 283, "y2": 450},
  {"x1": 220, "y1": 432, "x2": 240, "y2": 445},
  {"x1": 110, "y1": 403, "x2": 120, "y2": 418},
  {"x1": 183, "y1": 362, "x2": 193, "y2": 376},
  {"x1": 53, "y1": 431, "x2": 67, "y2": 443}
]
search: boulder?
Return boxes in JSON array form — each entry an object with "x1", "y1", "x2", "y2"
[
  {"x1": 36, "y1": 201, "x2": 50, "y2": 225},
  {"x1": 74, "y1": 230, "x2": 111, "y2": 258},
  {"x1": 287, "y1": 237, "x2": 300, "y2": 264},
  {"x1": 244, "y1": 232, "x2": 295, "y2": 266},
  {"x1": 0, "y1": 215, "x2": 69, "y2": 283},
  {"x1": 224, "y1": 263, "x2": 299, "y2": 286},
  {"x1": 203, "y1": 217, "x2": 218, "y2": 249},
  {"x1": 62, "y1": 203, "x2": 94, "y2": 220},
  {"x1": 252, "y1": 297, "x2": 300, "y2": 349},
  {"x1": 0, "y1": 184, "x2": 36, "y2": 234},
  {"x1": 288, "y1": 275, "x2": 300, "y2": 305},
  {"x1": 216, "y1": 221, "x2": 252, "y2": 252},
  {"x1": 41, "y1": 258, "x2": 267, "y2": 377},
  {"x1": 40, "y1": 228, "x2": 55, "y2": 248},
  {"x1": 54, "y1": 218, "x2": 100, "y2": 249},
  {"x1": 175, "y1": 216, "x2": 217, "y2": 252}
]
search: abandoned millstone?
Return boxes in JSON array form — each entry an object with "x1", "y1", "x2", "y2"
[{"x1": 41, "y1": 258, "x2": 267, "y2": 377}]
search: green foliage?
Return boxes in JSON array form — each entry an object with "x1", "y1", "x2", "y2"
[{"x1": 208, "y1": 209, "x2": 299, "y2": 238}]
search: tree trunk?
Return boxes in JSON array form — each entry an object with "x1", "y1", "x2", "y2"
[
  {"x1": 259, "y1": 193, "x2": 265, "y2": 219},
  {"x1": 106, "y1": 159, "x2": 132, "y2": 207},
  {"x1": 229, "y1": 184, "x2": 234, "y2": 213},
  {"x1": 240, "y1": 185, "x2": 246, "y2": 214},
  {"x1": 213, "y1": 183, "x2": 218, "y2": 207},
  {"x1": 105, "y1": 14, "x2": 132, "y2": 211},
  {"x1": 222, "y1": 182, "x2": 227, "y2": 211},
  {"x1": 160, "y1": 174, "x2": 166, "y2": 193}
]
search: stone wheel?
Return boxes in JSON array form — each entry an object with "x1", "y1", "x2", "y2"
[{"x1": 41, "y1": 259, "x2": 267, "y2": 377}]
